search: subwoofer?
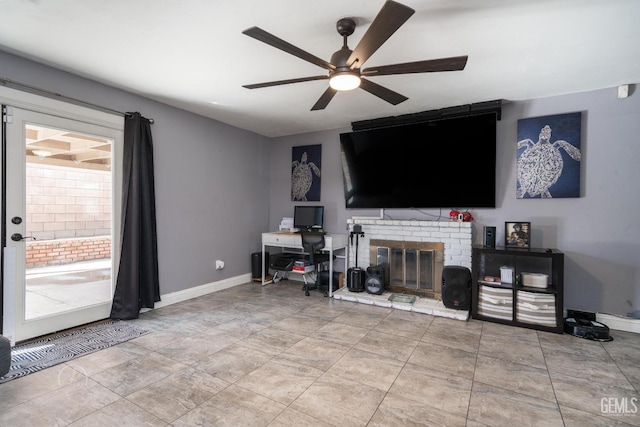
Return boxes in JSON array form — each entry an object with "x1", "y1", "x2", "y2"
[
  {"x1": 442, "y1": 266, "x2": 472, "y2": 310},
  {"x1": 318, "y1": 270, "x2": 341, "y2": 294},
  {"x1": 251, "y1": 252, "x2": 269, "y2": 281},
  {"x1": 365, "y1": 265, "x2": 385, "y2": 295}
]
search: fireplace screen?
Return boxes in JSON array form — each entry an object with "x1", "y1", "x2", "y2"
[{"x1": 370, "y1": 240, "x2": 444, "y2": 298}]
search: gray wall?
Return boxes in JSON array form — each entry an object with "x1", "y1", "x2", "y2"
[
  {"x1": 269, "y1": 88, "x2": 640, "y2": 318},
  {"x1": 0, "y1": 51, "x2": 271, "y2": 294},
  {"x1": 2, "y1": 50, "x2": 639, "y2": 318}
]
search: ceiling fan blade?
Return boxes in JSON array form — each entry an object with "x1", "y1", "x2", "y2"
[
  {"x1": 311, "y1": 87, "x2": 338, "y2": 111},
  {"x1": 243, "y1": 75, "x2": 329, "y2": 89},
  {"x1": 243, "y1": 27, "x2": 335, "y2": 71},
  {"x1": 359, "y1": 78, "x2": 408, "y2": 105},
  {"x1": 362, "y1": 56, "x2": 468, "y2": 76},
  {"x1": 347, "y1": 1, "x2": 415, "y2": 69}
]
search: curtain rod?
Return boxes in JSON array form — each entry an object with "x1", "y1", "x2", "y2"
[{"x1": 0, "y1": 77, "x2": 154, "y2": 123}]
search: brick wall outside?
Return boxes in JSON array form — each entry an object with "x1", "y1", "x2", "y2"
[
  {"x1": 25, "y1": 163, "x2": 112, "y2": 268},
  {"x1": 26, "y1": 237, "x2": 111, "y2": 268}
]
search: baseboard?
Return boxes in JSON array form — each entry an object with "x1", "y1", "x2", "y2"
[
  {"x1": 596, "y1": 313, "x2": 640, "y2": 334},
  {"x1": 150, "y1": 273, "x2": 252, "y2": 309}
]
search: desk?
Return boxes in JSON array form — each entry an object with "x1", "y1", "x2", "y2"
[{"x1": 262, "y1": 232, "x2": 348, "y2": 297}]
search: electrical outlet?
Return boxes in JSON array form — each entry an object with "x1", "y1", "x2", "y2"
[{"x1": 215, "y1": 260, "x2": 224, "y2": 270}]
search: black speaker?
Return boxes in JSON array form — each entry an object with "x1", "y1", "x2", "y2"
[
  {"x1": 483, "y1": 226, "x2": 496, "y2": 248},
  {"x1": 251, "y1": 252, "x2": 269, "y2": 280},
  {"x1": 442, "y1": 266, "x2": 472, "y2": 310},
  {"x1": 347, "y1": 267, "x2": 365, "y2": 292},
  {"x1": 319, "y1": 271, "x2": 341, "y2": 293},
  {"x1": 365, "y1": 265, "x2": 385, "y2": 295}
]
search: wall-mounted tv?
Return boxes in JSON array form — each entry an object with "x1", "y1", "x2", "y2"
[{"x1": 339, "y1": 112, "x2": 497, "y2": 209}]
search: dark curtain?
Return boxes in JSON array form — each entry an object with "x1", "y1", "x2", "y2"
[{"x1": 110, "y1": 112, "x2": 160, "y2": 319}]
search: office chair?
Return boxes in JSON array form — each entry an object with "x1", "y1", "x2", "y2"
[{"x1": 300, "y1": 232, "x2": 331, "y2": 296}]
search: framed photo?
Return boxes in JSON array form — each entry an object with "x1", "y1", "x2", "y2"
[{"x1": 505, "y1": 222, "x2": 530, "y2": 248}]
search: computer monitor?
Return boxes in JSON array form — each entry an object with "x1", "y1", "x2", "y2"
[{"x1": 294, "y1": 206, "x2": 324, "y2": 232}]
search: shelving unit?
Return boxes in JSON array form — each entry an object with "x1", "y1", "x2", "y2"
[{"x1": 471, "y1": 245, "x2": 564, "y2": 334}]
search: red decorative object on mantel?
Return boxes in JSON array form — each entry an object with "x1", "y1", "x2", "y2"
[{"x1": 449, "y1": 209, "x2": 474, "y2": 222}]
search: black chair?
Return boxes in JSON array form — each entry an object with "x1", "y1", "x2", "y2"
[{"x1": 300, "y1": 232, "x2": 331, "y2": 296}]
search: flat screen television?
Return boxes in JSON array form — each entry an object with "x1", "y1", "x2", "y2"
[
  {"x1": 294, "y1": 205, "x2": 324, "y2": 231},
  {"x1": 339, "y1": 112, "x2": 497, "y2": 209}
]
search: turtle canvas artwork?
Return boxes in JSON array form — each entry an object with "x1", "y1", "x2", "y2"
[
  {"x1": 291, "y1": 144, "x2": 321, "y2": 201},
  {"x1": 516, "y1": 112, "x2": 582, "y2": 199}
]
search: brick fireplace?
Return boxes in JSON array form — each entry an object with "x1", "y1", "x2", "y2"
[
  {"x1": 333, "y1": 218, "x2": 473, "y2": 320},
  {"x1": 346, "y1": 218, "x2": 472, "y2": 270}
]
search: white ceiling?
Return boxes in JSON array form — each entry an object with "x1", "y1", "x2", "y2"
[{"x1": 1, "y1": 0, "x2": 639, "y2": 138}]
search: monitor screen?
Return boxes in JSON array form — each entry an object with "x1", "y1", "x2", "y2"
[{"x1": 294, "y1": 206, "x2": 324, "y2": 231}]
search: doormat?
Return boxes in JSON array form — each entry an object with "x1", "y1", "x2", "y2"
[{"x1": 0, "y1": 320, "x2": 149, "y2": 384}]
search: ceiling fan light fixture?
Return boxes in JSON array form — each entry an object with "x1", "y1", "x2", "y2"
[
  {"x1": 242, "y1": 2, "x2": 467, "y2": 109},
  {"x1": 329, "y1": 72, "x2": 361, "y2": 91}
]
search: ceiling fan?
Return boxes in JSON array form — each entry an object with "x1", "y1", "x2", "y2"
[{"x1": 242, "y1": 0, "x2": 468, "y2": 111}]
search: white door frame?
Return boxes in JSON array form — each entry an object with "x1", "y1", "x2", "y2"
[{"x1": 1, "y1": 86, "x2": 124, "y2": 343}]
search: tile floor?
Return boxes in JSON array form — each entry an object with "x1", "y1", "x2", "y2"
[{"x1": 1, "y1": 280, "x2": 640, "y2": 426}]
